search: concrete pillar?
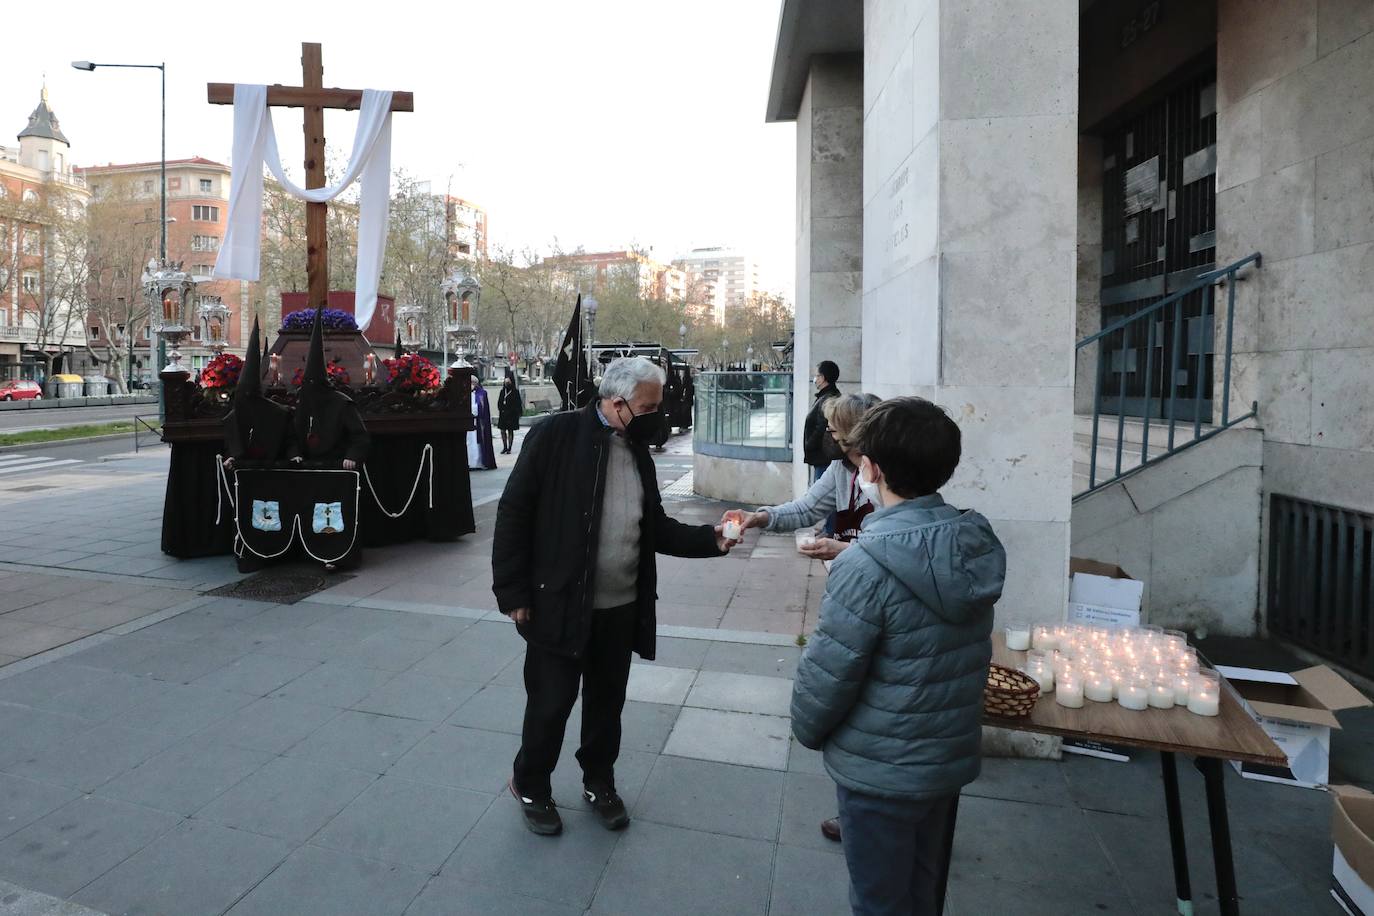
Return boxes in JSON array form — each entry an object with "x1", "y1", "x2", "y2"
[
  {"x1": 861, "y1": 0, "x2": 1079, "y2": 626},
  {"x1": 793, "y1": 54, "x2": 863, "y2": 496}
]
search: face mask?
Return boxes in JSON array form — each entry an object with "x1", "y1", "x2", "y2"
[
  {"x1": 616, "y1": 400, "x2": 658, "y2": 444},
  {"x1": 857, "y1": 460, "x2": 884, "y2": 507}
]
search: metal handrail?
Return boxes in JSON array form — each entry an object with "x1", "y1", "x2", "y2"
[
  {"x1": 133, "y1": 415, "x2": 162, "y2": 452},
  {"x1": 1076, "y1": 252, "x2": 1262, "y2": 500}
]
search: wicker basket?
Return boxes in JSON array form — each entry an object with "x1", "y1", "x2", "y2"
[{"x1": 984, "y1": 664, "x2": 1041, "y2": 719}]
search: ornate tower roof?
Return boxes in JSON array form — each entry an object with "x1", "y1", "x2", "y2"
[{"x1": 18, "y1": 85, "x2": 70, "y2": 146}]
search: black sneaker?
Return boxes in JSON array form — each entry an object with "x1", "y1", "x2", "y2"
[
  {"x1": 583, "y1": 783, "x2": 630, "y2": 830},
  {"x1": 510, "y1": 778, "x2": 562, "y2": 836}
]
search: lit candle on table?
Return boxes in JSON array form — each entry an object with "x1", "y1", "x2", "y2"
[
  {"x1": 1055, "y1": 671, "x2": 1084, "y2": 708},
  {"x1": 1032, "y1": 625, "x2": 1058, "y2": 652},
  {"x1": 1084, "y1": 671, "x2": 1114, "y2": 703},
  {"x1": 1148, "y1": 680, "x2": 1176, "y2": 709},
  {"x1": 1118, "y1": 677, "x2": 1150, "y2": 711},
  {"x1": 1187, "y1": 672, "x2": 1221, "y2": 716},
  {"x1": 269, "y1": 354, "x2": 281, "y2": 386}
]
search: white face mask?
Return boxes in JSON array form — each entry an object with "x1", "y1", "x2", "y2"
[{"x1": 857, "y1": 460, "x2": 884, "y2": 508}]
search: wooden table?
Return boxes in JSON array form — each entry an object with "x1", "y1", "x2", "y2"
[{"x1": 982, "y1": 633, "x2": 1285, "y2": 916}]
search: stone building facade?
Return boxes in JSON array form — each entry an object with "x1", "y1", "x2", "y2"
[{"x1": 768, "y1": 0, "x2": 1374, "y2": 661}]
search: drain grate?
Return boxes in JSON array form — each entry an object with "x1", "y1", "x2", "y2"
[
  {"x1": 206, "y1": 566, "x2": 351, "y2": 605},
  {"x1": 4, "y1": 484, "x2": 56, "y2": 493}
]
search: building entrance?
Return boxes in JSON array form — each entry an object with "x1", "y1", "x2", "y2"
[{"x1": 1098, "y1": 68, "x2": 1217, "y2": 422}]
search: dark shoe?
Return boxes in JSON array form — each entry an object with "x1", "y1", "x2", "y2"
[
  {"x1": 583, "y1": 783, "x2": 630, "y2": 830},
  {"x1": 510, "y1": 778, "x2": 562, "y2": 835},
  {"x1": 821, "y1": 816, "x2": 841, "y2": 842}
]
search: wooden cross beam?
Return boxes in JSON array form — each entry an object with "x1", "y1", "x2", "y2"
[{"x1": 207, "y1": 42, "x2": 414, "y2": 312}]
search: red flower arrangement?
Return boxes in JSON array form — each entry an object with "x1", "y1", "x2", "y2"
[
  {"x1": 383, "y1": 353, "x2": 442, "y2": 393},
  {"x1": 199, "y1": 353, "x2": 243, "y2": 389},
  {"x1": 291, "y1": 361, "x2": 351, "y2": 387}
]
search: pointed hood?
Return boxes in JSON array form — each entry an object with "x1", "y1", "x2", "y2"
[
  {"x1": 394, "y1": 332, "x2": 404, "y2": 358},
  {"x1": 303, "y1": 307, "x2": 327, "y2": 387},
  {"x1": 855, "y1": 496, "x2": 1007, "y2": 626},
  {"x1": 237, "y1": 317, "x2": 263, "y2": 400},
  {"x1": 262, "y1": 325, "x2": 271, "y2": 368}
]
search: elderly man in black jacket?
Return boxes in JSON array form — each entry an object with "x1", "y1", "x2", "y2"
[{"x1": 493, "y1": 356, "x2": 736, "y2": 836}]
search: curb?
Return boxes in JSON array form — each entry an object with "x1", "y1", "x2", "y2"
[{"x1": 0, "y1": 431, "x2": 160, "y2": 453}]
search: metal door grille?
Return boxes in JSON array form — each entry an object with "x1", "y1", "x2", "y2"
[
  {"x1": 1099, "y1": 70, "x2": 1218, "y2": 422},
  {"x1": 1267, "y1": 494, "x2": 1374, "y2": 678}
]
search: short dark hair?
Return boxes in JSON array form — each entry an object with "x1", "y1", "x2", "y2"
[
  {"x1": 849, "y1": 397, "x2": 961, "y2": 498},
  {"x1": 816, "y1": 361, "x2": 839, "y2": 385}
]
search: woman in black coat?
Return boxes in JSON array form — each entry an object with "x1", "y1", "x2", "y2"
[{"x1": 496, "y1": 370, "x2": 523, "y2": 454}]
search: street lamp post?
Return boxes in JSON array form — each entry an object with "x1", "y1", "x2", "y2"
[
  {"x1": 72, "y1": 60, "x2": 165, "y2": 261},
  {"x1": 75, "y1": 58, "x2": 166, "y2": 411},
  {"x1": 583, "y1": 295, "x2": 598, "y2": 380},
  {"x1": 746, "y1": 345, "x2": 754, "y2": 372},
  {"x1": 679, "y1": 322, "x2": 687, "y2": 350}
]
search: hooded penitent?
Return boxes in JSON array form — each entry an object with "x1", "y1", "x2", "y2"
[
  {"x1": 293, "y1": 307, "x2": 370, "y2": 464},
  {"x1": 223, "y1": 316, "x2": 295, "y2": 461}
]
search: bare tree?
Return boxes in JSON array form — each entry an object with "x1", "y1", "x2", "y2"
[{"x1": 85, "y1": 176, "x2": 159, "y2": 391}]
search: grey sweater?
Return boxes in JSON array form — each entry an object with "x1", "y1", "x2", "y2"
[
  {"x1": 762, "y1": 459, "x2": 871, "y2": 533},
  {"x1": 593, "y1": 433, "x2": 644, "y2": 609}
]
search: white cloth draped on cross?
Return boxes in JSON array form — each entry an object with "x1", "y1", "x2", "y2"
[{"x1": 213, "y1": 84, "x2": 393, "y2": 331}]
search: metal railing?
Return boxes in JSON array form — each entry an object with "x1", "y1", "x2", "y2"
[
  {"x1": 133, "y1": 415, "x2": 163, "y2": 451},
  {"x1": 1076, "y1": 252, "x2": 1261, "y2": 498},
  {"x1": 694, "y1": 371, "x2": 792, "y2": 462}
]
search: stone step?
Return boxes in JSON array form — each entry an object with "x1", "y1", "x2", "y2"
[{"x1": 1073, "y1": 413, "x2": 1218, "y2": 448}]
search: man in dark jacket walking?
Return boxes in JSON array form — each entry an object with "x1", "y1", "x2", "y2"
[
  {"x1": 802, "y1": 360, "x2": 842, "y2": 483},
  {"x1": 493, "y1": 357, "x2": 737, "y2": 836}
]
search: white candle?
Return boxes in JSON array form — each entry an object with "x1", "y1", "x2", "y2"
[
  {"x1": 1172, "y1": 673, "x2": 1193, "y2": 705},
  {"x1": 1022, "y1": 661, "x2": 1054, "y2": 694},
  {"x1": 1187, "y1": 673, "x2": 1221, "y2": 716},
  {"x1": 1148, "y1": 682, "x2": 1176, "y2": 709},
  {"x1": 1056, "y1": 673, "x2": 1084, "y2": 708},
  {"x1": 1118, "y1": 680, "x2": 1150, "y2": 711},
  {"x1": 723, "y1": 520, "x2": 743, "y2": 541},
  {"x1": 1084, "y1": 673, "x2": 1114, "y2": 703},
  {"x1": 1032, "y1": 625, "x2": 1059, "y2": 652},
  {"x1": 1005, "y1": 625, "x2": 1032, "y2": 652}
]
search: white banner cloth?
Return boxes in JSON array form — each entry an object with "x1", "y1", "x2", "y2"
[{"x1": 214, "y1": 84, "x2": 393, "y2": 331}]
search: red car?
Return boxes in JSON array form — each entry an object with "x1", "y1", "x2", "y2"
[{"x1": 0, "y1": 380, "x2": 42, "y2": 401}]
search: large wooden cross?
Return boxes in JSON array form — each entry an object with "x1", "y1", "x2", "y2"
[{"x1": 207, "y1": 42, "x2": 414, "y2": 310}]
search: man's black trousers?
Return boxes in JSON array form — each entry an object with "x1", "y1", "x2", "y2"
[{"x1": 512, "y1": 602, "x2": 637, "y2": 800}]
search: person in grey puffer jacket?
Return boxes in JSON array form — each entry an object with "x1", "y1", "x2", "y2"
[{"x1": 791, "y1": 397, "x2": 1006, "y2": 916}]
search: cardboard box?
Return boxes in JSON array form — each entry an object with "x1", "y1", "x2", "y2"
[
  {"x1": 1332, "y1": 786, "x2": 1374, "y2": 916},
  {"x1": 1216, "y1": 665, "x2": 1372, "y2": 789},
  {"x1": 1062, "y1": 558, "x2": 1145, "y2": 762},
  {"x1": 1066, "y1": 558, "x2": 1145, "y2": 628}
]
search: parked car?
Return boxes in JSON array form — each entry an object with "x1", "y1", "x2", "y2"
[{"x1": 0, "y1": 380, "x2": 42, "y2": 401}]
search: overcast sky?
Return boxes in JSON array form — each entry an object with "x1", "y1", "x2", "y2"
[{"x1": 2, "y1": 0, "x2": 797, "y2": 296}]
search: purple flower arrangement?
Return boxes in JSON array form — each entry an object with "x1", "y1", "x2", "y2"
[{"x1": 281, "y1": 308, "x2": 359, "y2": 332}]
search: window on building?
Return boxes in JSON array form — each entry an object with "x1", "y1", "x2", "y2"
[
  {"x1": 116, "y1": 297, "x2": 126, "y2": 309},
  {"x1": 21, "y1": 271, "x2": 39, "y2": 293},
  {"x1": 457, "y1": 242, "x2": 471, "y2": 254},
  {"x1": 90, "y1": 325, "x2": 101, "y2": 339},
  {"x1": 143, "y1": 180, "x2": 153, "y2": 193},
  {"x1": 22, "y1": 232, "x2": 40, "y2": 256},
  {"x1": 192, "y1": 205, "x2": 219, "y2": 222},
  {"x1": 199, "y1": 179, "x2": 213, "y2": 193},
  {"x1": 192, "y1": 264, "x2": 213, "y2": 277},
  {"x1": 22, "y1": 189, "x2": 38, "y2": 203},
  {"x1": 198, "y1": 295, "x2": 223, "y2": 307},
  {"x1": 192, "y1": 235, "x2": 220, "y2": 252},
  {"x1": 168, "y1": 177, "x2": 181, "y2": 191}
]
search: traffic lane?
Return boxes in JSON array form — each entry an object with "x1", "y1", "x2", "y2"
[
  {"x1": 0, "y1": 402, "x2": 157, "y2": 433},
  {"x1": 0, "y1": 431, "x2": 165, "y2": 465}
]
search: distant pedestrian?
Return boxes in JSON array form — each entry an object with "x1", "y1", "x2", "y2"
[
  {"x1": 497, "y1": 369, "x2": 523, "y2": 455},
  {"x1": 492, "y1": 356, "x2": 738, "y2": 836},
  {"x1": 803, "y1": 360, "x2": 842, "y2": 534},
  {"x1": 791, "y1": 397, "x2": 1006, "y2": 916},
  {"x1": 468, "y1": 376, "x2": 497, "y2": 470}
]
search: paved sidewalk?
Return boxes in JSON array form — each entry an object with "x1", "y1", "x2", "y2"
[{"x1": 0, "y1": 433, "x2": 1364, "y2": 914}]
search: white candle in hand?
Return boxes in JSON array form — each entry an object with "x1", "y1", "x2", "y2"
[{"x1": 723, "y1": 520, "x2": 743, "y2": 541}]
